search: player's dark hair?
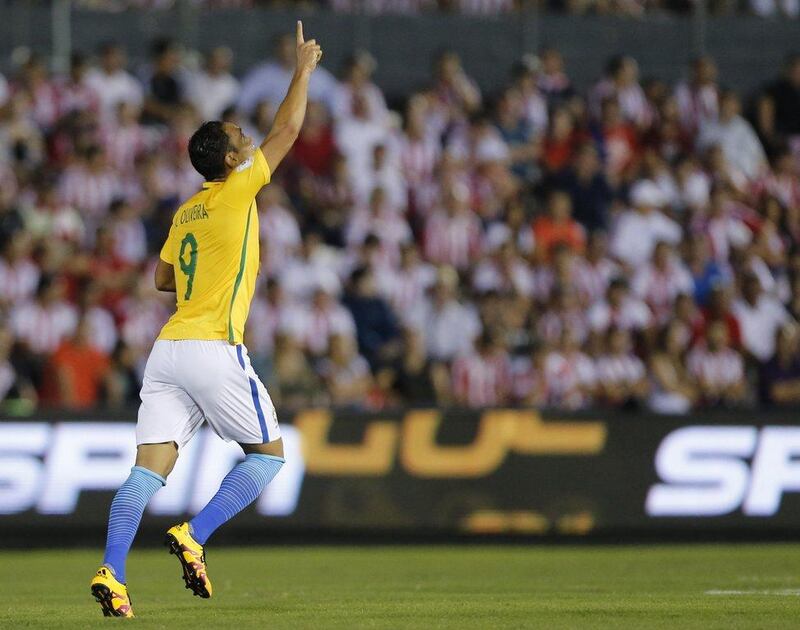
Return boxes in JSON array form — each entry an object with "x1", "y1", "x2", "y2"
[{"x1": 188, "y1": 121, "x2": 230, "y2": 182}]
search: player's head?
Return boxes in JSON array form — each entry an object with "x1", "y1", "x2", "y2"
[{"x1": 188, "y1": 121, "x2": 254, "y2": 181}]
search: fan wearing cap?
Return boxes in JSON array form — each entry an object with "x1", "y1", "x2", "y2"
[{"x1": 609, "y1": 179, "x2": 682, "y2": 268}]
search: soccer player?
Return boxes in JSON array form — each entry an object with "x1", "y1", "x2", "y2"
[{"x1": 89, "y1": 22, "x2": 322, "y2": 618}]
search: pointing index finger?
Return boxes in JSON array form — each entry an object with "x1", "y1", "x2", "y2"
[{"x1": 296, "y1": 20, "x2": 304, "y2": 45}]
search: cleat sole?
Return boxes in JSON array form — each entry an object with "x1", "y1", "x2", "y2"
[
  {"x1": 91, "y1": 583, "x2": 123, "y2": 617},
  {"x1": 165, "y1": 533, "x2": 211, "y2": 599}
]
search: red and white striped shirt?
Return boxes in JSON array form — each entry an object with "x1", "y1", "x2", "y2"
[
  {"x1": 375, "y1": 263, "x2": 437, "y2": 324},
  {"x1": 451, "y1": 350, "x2": 513, "y2": 408},
  {"x1": 687, "y1": 345, "x2": 744, "y2": 389},
  {"x1": 537, "y1": 308, "x2": 589, "y2": 346},
  {"x1": 572, "y1": 258, "x2": 620, "y2": 306},
  {"x1": 301, "y1": 304, "x2": 357, "y2": 356},
  {"x1": 594, "y1": 353, "x2": 646, "y2": 387},
  {"x1": 399, "y1": 134, "x2": 439, "y2": 188},
  {"x1": 543, "y1": 351, "x2": 596, "y2": 410},
  {"x1": 587, "y1": 297, "x2": 653, "y2": 332},
  {"x1": 102, "y1": 122, "x2": 151, "y2": 173},
  {"x1": 631, "y1": 259, "x2": 695, "y2": 324},
  {"x1": 423, "y1": 209, "x2": 483, "y2": 270},
  {"x1": 59, "y1": 165, "x2": 120, "y2": 222},
  {"x1": 11, "y1": 301, "x2": 78, "y2": 355}
]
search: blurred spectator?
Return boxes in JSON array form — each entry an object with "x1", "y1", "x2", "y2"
[
  {"x1": 631, "y1": 241, "x2": 693, "y2": 324},
  {"x1": 532, "y1": 190, "x2": 586, "y2": 259},
  {"x1": 187, "y1": 47, "x2": 240, "y2": 121},
  {"x1": 271, "y1": 333, "x2": 325, "y2": 410},
  {"x1": 42, "y1": 317, "x2": 111, "y2": 409},
  {"x1": 594, "y1": 327, "x2": 649, "y2": 407},
  {"x1": 589, "y1": 55, "x2": 649, "y2": 129},
  {"x1": 757, "y1": 54, "x2": 800, "y2": 152},
  {"x1": 687, "y1": 320, "x2": 747, "y2": 407},
  {"x1": 537, "y1": 48, "x2": 574, "y2": 107},
  {"x1": 698, "y1": 90, "x2": 767, "y2": 182},
  {"x1": 86, "y1": 42, "x2": 144, "y2": 121},
  {"x1": 0, "y1": 326, "x2": 36, "y2": 409},
  {"x1": 760, "y1": 323, "x2": 800, "y2": 406},
  {"x1": 11, "y1": 275, "x2": 78, "y2": 387},
  {"x1": 424, "y1": 180, "x2": 483, "y2": 270},
  {"x1": 334, "y1": 51, "x2": 388, "y2": 125},
  {"x1": 385, "y1": 327, "x2": 446, "y2": 405},
  {"x1": 733, "y1": 272, "x2": 792, "y2": 363},
  {"x1": 556, "y1": 143, "x2": 612, "y2": 232},
  {"x1": 318, "y1": 333, "x2": 373, "y2": 408},
  {"x1": 0, "y1": 231, "x2": 40, "y2": 307},
  {"x1": 237, "y1": 32, "x2": 339, "y2": 116},
  {"x1": 412, "y1": 266, "x2": 481, "y2": 361},
  {"x1": 142, "y1": 38, "x2": 186, "y2": 125},
  {"x1": 610, "y1": 180, "x2": 681, "y2": 268},
  {"x1": 543, "y1": 327, "x2": 596, "y2": 410},
  {"x1": 674, "y1": 56, "x2": 719, "y2": 136},
  {"x1": 342, "y1": 266, "x2": 400, "y2": 367},
  {"x1": 588, "y1": 277, "x2": 653, "y2": 333},
  {"x1": 648, "y1": 322, "x2": 698, "y2": 414},
  {"x1": 451, "y1": 331, "x2": 512, "y2": 407}
]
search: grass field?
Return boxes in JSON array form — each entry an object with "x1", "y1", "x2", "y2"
[{"x1": 2, "y1": 544, "x2": 800, "y2": 629}]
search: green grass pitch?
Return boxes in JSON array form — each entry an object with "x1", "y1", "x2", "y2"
[{"x1": 2, "y1": 544, "x2": 800, "y2": 628}]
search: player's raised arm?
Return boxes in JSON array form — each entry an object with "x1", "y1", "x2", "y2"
[{"x1": 260, "y1": 21, "x2": 322, "y2": 172}]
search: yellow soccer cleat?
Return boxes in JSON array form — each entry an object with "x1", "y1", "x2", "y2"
[
  {"x1": 165, "y1": 522, "x2": 213, "y2": 598},
  {"x1": 89, "y1": 566, "x2": 134, "y2": 618}
]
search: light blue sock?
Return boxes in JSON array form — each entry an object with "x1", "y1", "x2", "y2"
[
  {"x1": 189, "y1": 454, "x2": 284, "y2": 544},
  {"x1": 102, "y1": 466, "x2": 165, "y2": 583}
]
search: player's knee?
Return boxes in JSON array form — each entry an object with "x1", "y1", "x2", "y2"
[
  {"x1": 135, "y1": 441, "x2": 179, "y2": 479},
  {"x1": 240, "y1": 437, "x2": 284, "y2": 460}
]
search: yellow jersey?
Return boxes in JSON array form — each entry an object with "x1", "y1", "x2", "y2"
[{"x1": 157, "y1": 148, "x2": 271, "y2": 344}]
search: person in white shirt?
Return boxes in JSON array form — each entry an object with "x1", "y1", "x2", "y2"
[
  {"x1": 732, "y1": 272, "x2": 792, "y2": 363},
  {"x1": 187, "y1": 47, "x2": 240, "y2": 121},
  {"x1": 610, "y1": 179, "x2": 682, "y2": 268},
  {"x1": 335, "y1": 92, "x2": 391, "y2": 195},
  {"x1": 409, "y1": 266, "x2": 481, "y2": 361},
  {"x1": 698, "y1": 91, "x2": 767, "y2": 182},
  {"x1": 279, "y1": 232, "x2": 343, "y2": 300},
  {"x1": 237, "y1": 33, "x2": 339, "y2": 115},
  {"x1": 333, "y1": 50, "x2": 388, "y2": 124},
  {"x1": 85, "y1": 42, "x2": 144, "y2": 122},
  {"x1": 631, "y1": 241, "x2": 695, "y2": 324}
]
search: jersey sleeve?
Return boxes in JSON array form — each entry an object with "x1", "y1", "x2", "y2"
[{"x1": 217, "y1": 147, "x2": 271, "y2": 209}]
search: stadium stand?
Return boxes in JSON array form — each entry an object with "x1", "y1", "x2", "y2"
[{"x1": 1, "y1": 35, "x2": 800, "y2": 414}]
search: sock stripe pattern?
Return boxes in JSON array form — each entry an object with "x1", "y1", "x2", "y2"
[
  {"x1": 103, "y1": 466, "x2": 165, "y2": 583},
  {"x1": 190, "y1": 454, "x2": 284, "y2": 545}
]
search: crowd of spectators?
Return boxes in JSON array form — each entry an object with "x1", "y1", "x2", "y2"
[
  {"x1": 1, "y1": 34, "x2": 800, "y2": 414},
  {"x1": 68, "y1": 0, "x2": 800, "y2": 19}
]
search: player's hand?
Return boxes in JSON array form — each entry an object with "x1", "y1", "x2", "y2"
[{"x1": 296, "y1": 21, "x2": 322, "y2": 75}]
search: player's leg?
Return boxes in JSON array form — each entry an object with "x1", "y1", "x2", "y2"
[
  {"x1": 165, "y1": 341, "x2": 284, "y2": 599},
  {"x1": 101, "y1": 442, "x2": 177, "y2": 581},
  {"x1": 91, "y1": 340, "x2": 204, "y2": 616},
  {"x1": 188, "y1": 438, "x2": 285, "y2": 545}
]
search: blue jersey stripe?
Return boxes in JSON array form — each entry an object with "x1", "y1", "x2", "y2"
[{"x1": 236, "y1": 345, "x2": 269, "y2": 442}]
